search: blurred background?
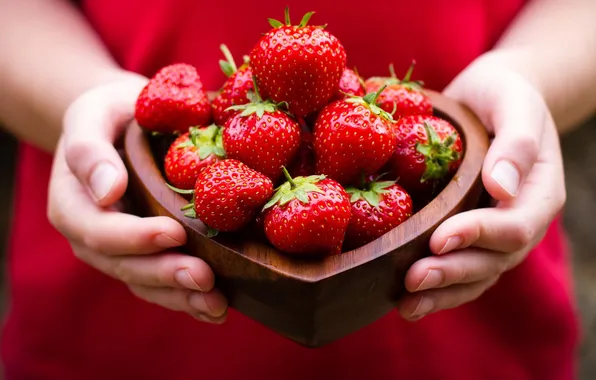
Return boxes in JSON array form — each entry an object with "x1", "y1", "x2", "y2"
[{"x1": 0, "y1": 117, "x2": 595, "y2": 377}]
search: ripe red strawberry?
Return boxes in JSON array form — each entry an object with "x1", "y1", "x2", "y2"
[
  {"x1": 364, "y1": 62, "x2": 432, "y2": 118},
  {"x1": 135, "y1": 63, "x2": 212, "y2": 134},
  {"x1": 163, "y1": 125, "x2": 226, "y2": 190},
  {"x1": 176, "y1": 159, "x2": 274, "y2": 236},
  {"x1": 222, "y1": 83, "x2": 302, "y2": 183},
  {"x1": 287, "y1": 131, "x2": 315, "y2": 178},
  {"x1": 211, "y1": 44, "x2": 254, "y2": 126},
  {"x1": 332, "y1": 68, "x2": 365, "y2": 101},
  {"x1": 313, "y1": 87, "x2": 397, "y2": 185},
  {"x1": 249, "y1": 8, "x2": 346, "y2": 118},
  {"x1": 388, "y1": 115, "x2": 463, "y2": 196},
  {"x1": 344, "y1": 178, "x2": 413, "y2": 250},
  {"x1": 262, "y1": 169, "x2": 351, "y2": 257}
]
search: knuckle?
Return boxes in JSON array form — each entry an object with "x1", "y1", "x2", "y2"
[
  {"x1": 112, "y1": 260, "x2": 134, "y2": 284},
  {"x1": 514, "y1": 133, "x2": 540, "y2": 164},
  {"x1": 64, "y1": 140, "x2": 93, "y2": 173},
  {"x1": 508, "y1": 219, "x2": 535, "y2": 251}
]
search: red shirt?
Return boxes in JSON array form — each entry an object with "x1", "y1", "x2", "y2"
[{"x1": 1, "y1": 1, "x2": 580, "y2": 379}]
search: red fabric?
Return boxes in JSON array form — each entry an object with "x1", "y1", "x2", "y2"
[{"x1": 1, "y1": 0, "x2": 580, "y2": 379}]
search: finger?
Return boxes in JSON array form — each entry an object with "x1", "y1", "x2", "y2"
[
  {"x1": 398, "y1": 277, "x2": 498, "y2": 321},
  {"x1": 431, "y1": 122, "x2": 564, "y2": 255},
  {"x1": 63, "y1": 79, "x2": 147, "y2": 206},
  {"x1": 481, "y1": 83, "x2": 546, "y2": 201},
  {"x1": 404, "y1": 249, "x2": 517, "y2": 293},
  {"x1": 128, "y1": 285, "x2": 228, "y2": 322},
  {"x1": 72, "y1": 245, "x2": 215, "y2": 290},
  {"x1": 49, "y1": 141, "x2": 186, "y2": 255}
]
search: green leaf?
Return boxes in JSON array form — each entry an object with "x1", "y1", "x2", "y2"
[
  {"x1": 300, "y1": 183, "x2": 324, "y2": 194},
  {"x1": 268, "y1": 18, "x2": 284, "y2": 28},
  {"x1": 206, "y1": 227, "x2": 219, "y2": 238},
  {"x1": 363, "y1": 92, "x2": 377, "y2": 104},
  {"x1": 219, "y1": 44, "x2": 237, "y2": 76},
  {"x1": 262, "y1": 191, "x2": 284, "y2": 211},
  {"x1": 349, "y1": 190, "x2": 362, "y2": 203},
  {"x1": 372, "y1": 181, "x2": 395, "y2": 192},
  {"x1": 279, "y1": 191, "x2": 295, "y2": 206},
  {"x1": 198, "y1": 145, "x2": 213, "y2": 160},
  {"x1": 424, "y1": 122, "x2": 442, "y2": 145},
  {"x1": 166, "y1": 182, "x2": 194, "y2": 195},
  {"x1": 362, "y1": 191, "x2": 380, "y2": 207},
  {"x1": 295, "y1": 189, "x2": 309, "y2": 203},
  {"x1": 181, "y1": 203, "x2": 194, "y2": 211},
  {"x1": 184, "y1": 209, "x2": 197, "y2": 218},
  {"x1": 219, "y1": 60, "x2": 236, "y2": 78},
  {"x1": 176, "y1": 139, "x2": 194, "y2": 149},
  {"x1": 299, "y1": 11, "x2": 315, "y2": 27},
  {"x1": 213, "y1": 146, "x2": 226, "y2": 158}
]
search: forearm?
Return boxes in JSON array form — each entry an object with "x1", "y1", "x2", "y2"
[
  {"x1": 0, "y1": 0, "x2": 144, "y2": 153},
  {"x1": 488, "y1": 0, "x2": 596, "y2": 133}
]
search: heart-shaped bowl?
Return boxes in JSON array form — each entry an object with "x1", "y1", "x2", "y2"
[{"x1": 123, "y1": 89, "x2": 489, "y2": 348}]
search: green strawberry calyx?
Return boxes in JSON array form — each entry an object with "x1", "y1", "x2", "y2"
[
  {"x1": 368, "y1": 61, "x2": 424, "y2": 91},
  {"x1": 345, "y1": 175, "x2": 395, "y2": 208},
  {"x1": 262, "y1": 167, "x2": 325, "y2": 210},
  {"x1": 218, "y1": 44, "x2": 250, "y2": 78},
  {"x1": 177, "y1": 124, "x2": 226, "y2": 160},
  {"x1": 416, "y1": 122, "x2": 461, "y2": 182},
  {"x1": 268, "y1": 7, "x2": 323, "y2": 29},
  {"x1": 165, "y1": 183, "x2": 219, "y2": 237},
  {"x1": 345, "y1": 85, "x2": 395, "y2": 122},
  {"x1": 218, "y1": 44, "x2": 237, "y2": 77},
  {"x1": 225, "y1": 76, "x2": 290, "y2": 118}
]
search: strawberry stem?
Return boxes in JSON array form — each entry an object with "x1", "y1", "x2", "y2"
[
  {"x1": 403, "y1": 60, "x2": 416, "y2": 82},
  {"x1": 251, "y1": 76, "x2": 262, "y2": 102},
  {"x1": 363, "y1": 84, "x2": 387, "y2": 105},
  {"x1": 389, "y1": 63, "x2": 397, "y2": 79},
  {"x1": 284, "y1": 6, "x2": 291, "y2": 25},
  {"x1": 282, "y1": 166, "x2": 297, "y2": 189}
]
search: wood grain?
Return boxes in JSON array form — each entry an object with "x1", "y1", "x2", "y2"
[{"x1": 123, "y1": 89, "x2": 489, "y2": 347}]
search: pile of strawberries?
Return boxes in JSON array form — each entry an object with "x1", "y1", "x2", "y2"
[{"x1": 133, "y1": 8, "x2": 463, "y2": 258}]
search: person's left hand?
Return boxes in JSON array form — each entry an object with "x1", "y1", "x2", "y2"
[{"x1": 397, "y1": 52, "x2": 567, "y2": 320}]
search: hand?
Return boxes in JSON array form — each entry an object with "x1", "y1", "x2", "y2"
[
  {"x1": 47, "y1": 77, "x2": 228, "y2": 323},
  {"x1": 397, "y1": 53, "x2": 566, "y2": 320}
]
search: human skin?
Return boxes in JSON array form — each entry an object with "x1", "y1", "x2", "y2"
[{"x1": 0, "y1": 0, "x2": 595, "y2": 322}]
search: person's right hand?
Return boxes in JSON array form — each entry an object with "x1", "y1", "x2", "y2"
[{"x1": 47, "y1": 76, "x2": 228, "y2": 323}]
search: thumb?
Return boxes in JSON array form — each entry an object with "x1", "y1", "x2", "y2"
[
  {"x1": 63, "y1": 77, "x2": 148, "y2": 207},
  {"x1": 480, "y1": 84, "x2": 545, "y2": 201}
]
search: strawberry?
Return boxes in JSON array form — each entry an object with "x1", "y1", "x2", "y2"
[
  {"x1": 262, "y1": 168, "x2": 351, "y2": 257},
  {"x1": 313, "y1": 86, "x2": 397, "y2": 185},
  {"x1": 174, "y1": 159, "x2": 274, "y2": 236},
  {"x1": 135, "y1": 63, "x2": 212, "y2": 134},
  {"x1": 163, "y1": 124, "x2": 226, "y2": 190},
  {"x1": 332, "y1": 68, "x2": 365, "y2": 101},
  {"x1": 249, "y1": 7, "x2": 346, "y2": 118},
  {"x1": 211, "y1": 44, "x2": 254, "y2": 126},
  {"x1": 388, "y1": 115, "x2": 463, "y2": 196},
  {"x1": 287, "y1": 131, "x2": 315, "y2": 178},
  {"x1": 364, "y1": 62, "x2": 432, "y2": 118},
  {"x1": 222, "y1": 81, "x2": 302, "y2": 183},
  {"x1": 344, "y1": 177, "x2": 413, "y2": 250}
]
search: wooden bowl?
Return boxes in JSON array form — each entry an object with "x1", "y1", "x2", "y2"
[{"x1": 123, "y1": 89, "x2": 489, "y2": 348}]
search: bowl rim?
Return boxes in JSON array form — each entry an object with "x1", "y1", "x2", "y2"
[{"x1": 124, "y1": 89, "x2": 489, "y2": 283}]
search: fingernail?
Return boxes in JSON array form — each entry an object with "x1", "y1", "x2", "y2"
[
  {"x1": 89, "y1": 163, "x2": 118, "y2": 201},
  {"x1": 189, "y1": 292, "x2": 210, "y2": 313},
  {"x1": 195, "y1": 313, "x2": 226, "y2": 324},
  {"x1": 415, "y1": 269, "x2": 444, "y2": 291},
  {"x1": 154, "y1": 233, "x2": 183, "y2": 248},
  {"x1": 491, "y1": 160, "x2": 520, "y2": 196},
  {"x1": 175, "y1": 269, "x2": 203, "y2": 291},
  {"x1": 439, "y1": 235, "x2": 462, "y2": 254},
  {"x1": 410, "y1": 297, "x2": 434, "y2": 319}
]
